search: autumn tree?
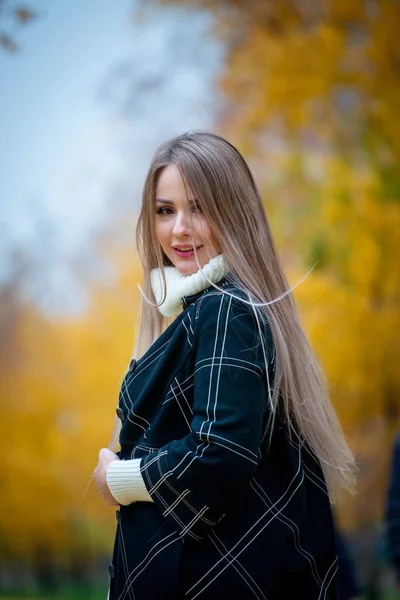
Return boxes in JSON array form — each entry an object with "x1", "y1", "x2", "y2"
[{"x1": 142, "y1": 0, "x2": 400, "y2": 532}]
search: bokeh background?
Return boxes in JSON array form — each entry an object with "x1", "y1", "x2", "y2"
[{"x1": 1, "y1": 0, "x2": 399, "y2": 598}]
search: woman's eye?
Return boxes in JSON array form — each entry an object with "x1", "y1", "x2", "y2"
[
  {"x1": 192, "y1": 204, "x2": 203, "y2": 214},
  {"x1": 156, "y1": 207, "x2": 173, "y2": 216}
]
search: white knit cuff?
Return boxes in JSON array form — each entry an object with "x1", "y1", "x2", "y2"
[{"x1": 106, "y1": 459, "x2": 153, "y2": 505}]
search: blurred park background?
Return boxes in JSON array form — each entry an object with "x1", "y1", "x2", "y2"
[{"x1": 0, "y1": 0, "x2": 399, "y2": 598}]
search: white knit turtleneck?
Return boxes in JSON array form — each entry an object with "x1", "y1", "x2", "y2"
[
  {"x1": 106, "y1": 255, "x2": 228, "y2": 506},
  {"x1": 151, "y1": 254, "x2": 228, "y2": 317}
]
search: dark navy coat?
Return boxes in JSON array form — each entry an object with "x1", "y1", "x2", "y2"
[
  {"x1": 386, "y1": 433, "x2": 400, "y2": 582},
  {"x1": 109, "y1": 282, "x2": 338, "y2": 599}
]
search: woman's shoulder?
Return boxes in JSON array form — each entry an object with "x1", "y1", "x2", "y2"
[
  {"x1": 192, "y1": 281, "x2": 273, "y2": 341},
  {"x1": 194, "y1": 280, "x2": 264, "y2": 315},
  {"x1": 189, "y1": 283, "x2": 274, "y2": 373}
]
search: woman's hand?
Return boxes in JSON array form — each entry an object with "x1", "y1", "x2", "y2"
[{"x1": 94, "y1": 448, "x2": 120, "y2": 506}]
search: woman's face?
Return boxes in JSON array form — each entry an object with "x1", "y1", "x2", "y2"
[{"x1": 154, "y1": 164, "x2": 221, "y2": 275}]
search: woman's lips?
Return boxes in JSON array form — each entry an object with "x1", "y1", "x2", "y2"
[{"x1": 173, "y1": 246, "x2": 202, "y2": 258}]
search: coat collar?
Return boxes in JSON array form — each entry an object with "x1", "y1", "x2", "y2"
[{"x1": 181, "y1": 278, "x2": 230, "y2": 310}]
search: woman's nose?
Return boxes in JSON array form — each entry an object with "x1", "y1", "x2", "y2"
[{"x1": 172, "y1": 211, "x2": 190, "y2": 237}]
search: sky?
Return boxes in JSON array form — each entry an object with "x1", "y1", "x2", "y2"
[{"x1": 0, "y1": 0, "x2": 223, "y2": 312}]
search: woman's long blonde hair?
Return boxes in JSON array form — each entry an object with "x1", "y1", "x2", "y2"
[{"x1": 129, "y1": 131, "x2": 355, "y2": 503}]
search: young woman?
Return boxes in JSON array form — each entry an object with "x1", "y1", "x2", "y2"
[{"x1": 94, "y1": 131, "x2": 356, "y2": 599}]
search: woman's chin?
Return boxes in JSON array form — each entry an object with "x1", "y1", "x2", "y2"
[
  {"x1": 176, "y1": 261, "x2": 200, "y2": 276},
  {"x1": 175, "y1": 253, "x2": 218, "y2": 275}
]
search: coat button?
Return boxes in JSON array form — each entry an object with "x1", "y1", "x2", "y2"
[
  {"x1": 128, "y1": 358, "x2": 137, "y2": 372},
  {"x1": 108, "y1": 563, "x2": 115, "y2": 578},
  {"x1": 116, "y1": 408, "x2": 125, "y2": 422}
]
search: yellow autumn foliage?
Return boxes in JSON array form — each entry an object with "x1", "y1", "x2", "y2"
[{"x1": 0, "y1": 250, "x2": 143, "y2": 563}]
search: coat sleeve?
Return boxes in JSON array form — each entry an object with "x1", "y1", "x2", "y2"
[
  {"x1": 140, "y1": 293, "x2": 272, "y2": 541},
  {"x1": 386, "y1": 434, "x2": 400, "y2": 580}
]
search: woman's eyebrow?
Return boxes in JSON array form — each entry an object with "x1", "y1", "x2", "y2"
[
  {"x1": 155, "y1": 198, "x2": 174, "y2": 204},
  {"x1": 155, "y1": 198, "x2": 198, "y2": 205}
]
